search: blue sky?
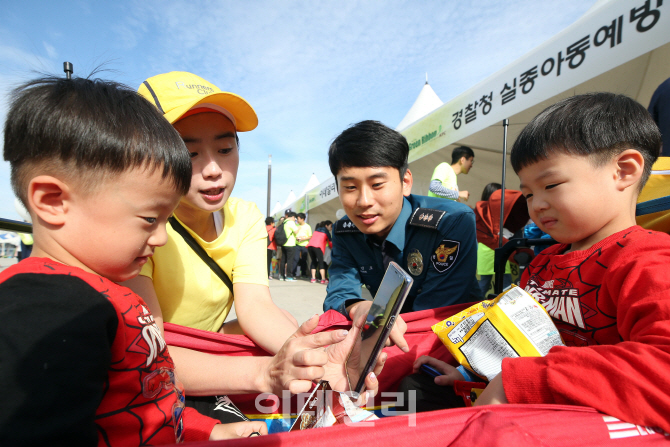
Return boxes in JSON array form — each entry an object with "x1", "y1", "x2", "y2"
[{"x1": 0, "y1": 0, "x2": 596, "y2": 220}]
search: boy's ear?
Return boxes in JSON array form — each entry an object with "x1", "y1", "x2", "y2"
[
  {"x1": 28, "y1": 175, "x2": 71, "y2": 226},
  {"x1": 614, "y1": 149, "x2": 644, "y2": 191},
  {"x1": 402, "y1": 168, "x2": 413, "y2": 197}
]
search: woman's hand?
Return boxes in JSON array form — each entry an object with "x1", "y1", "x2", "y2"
[{"x1": 262, "y1": 315, "x2": 349, "y2": 395}]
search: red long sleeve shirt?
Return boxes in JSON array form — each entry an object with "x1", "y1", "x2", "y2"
[{"x1": 503, "y1": 226, "x2": 670, "y2": 432}]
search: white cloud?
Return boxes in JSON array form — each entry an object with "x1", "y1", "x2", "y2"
[
  {"x1": 0, "y1": 1, "x2": 597, "y2": 220},
  {"x1": 120, "y1": 0, "x2": 595, "y2": 214},
  {"x1": 43, "y1": 41, "x2": 58, "y2": 59}
]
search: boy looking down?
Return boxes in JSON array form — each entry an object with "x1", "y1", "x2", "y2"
[
  {"x1": 416, "y1": 93, "x2": 670, "y2": 432},
  {"x1": 0, "y1": 76, "x2": 376, "y2": 445}
]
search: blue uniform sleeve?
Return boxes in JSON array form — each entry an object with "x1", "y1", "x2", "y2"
[
  {"x1": 413, "y1": 208, "x2": 482, "y2": 310},
  {"x1": 323, "y1": 231, "x2": 364, "y2": 316}
]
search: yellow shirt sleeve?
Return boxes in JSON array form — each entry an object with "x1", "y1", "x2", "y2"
[{"x1": 139, "y1": 197, "x2": 268, "y2": 332}]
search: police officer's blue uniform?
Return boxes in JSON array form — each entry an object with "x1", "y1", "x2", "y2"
[{"x1": 324, "y1": 194, "x2": 482, "y2": 316}]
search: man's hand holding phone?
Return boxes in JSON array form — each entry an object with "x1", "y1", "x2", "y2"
[
  {"x1": 322, "y1": 312, "x2": 386, "y2": 405},
  {"x1": 346, "y1": 300, "x2": 409, "y2": 353}
]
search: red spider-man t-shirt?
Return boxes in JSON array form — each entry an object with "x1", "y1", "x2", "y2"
[
  {"x1": 0, "y1": 258, "x2": 217, "y2": 445},
  {"x1": 502, "y1": 226, "x2": 670, "y2": 433}
]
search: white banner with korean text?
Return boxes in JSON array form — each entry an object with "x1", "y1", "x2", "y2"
[{"x1": 402, "y1": 0, "x2": 670, "y2": 162}]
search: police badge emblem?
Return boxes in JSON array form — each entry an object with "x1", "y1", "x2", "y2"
[
  {"x1": 407, "y1": 249, "x2": 423, "y2": 276},
  {"x1": 431, "y1": 240, "x2": 460, "y2": 273}
]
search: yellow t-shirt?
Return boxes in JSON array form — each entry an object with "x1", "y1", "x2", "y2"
[
  {"x1": 427, "y1": 162, "x2": 458, "y2": 199},
  {"x1": 296, "y1": 223, "x2": 312, "y2": 247},
  {"x1": 140, "y1": 197, "x2": 268, "y2": 332}
]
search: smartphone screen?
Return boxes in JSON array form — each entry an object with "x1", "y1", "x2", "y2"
[{"x1": 348, "y1": 262, "x2": 412, "y2": 395}]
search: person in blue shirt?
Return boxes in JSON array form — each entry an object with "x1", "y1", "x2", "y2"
[{"x1": 323, "y1": 120, "x2": 482, "y2": 336}]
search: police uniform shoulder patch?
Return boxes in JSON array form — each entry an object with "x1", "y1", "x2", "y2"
[
  {"x1": 431, "y1": 239, "x2": 460, "y2": 273},
  {"x1": 334, "y1": 219, "x2": 361, "y2": 234},
  {"x1": 409, "y1": 207, "x2": 446, "y2": 229}
]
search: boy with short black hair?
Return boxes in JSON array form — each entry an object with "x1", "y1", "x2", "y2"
[
  {"x1": 0, "y1": 76, "x2": 267, "y2": 444},
  {"x1": 419, "y1": 93, "x2": 670, "y2": 432}
]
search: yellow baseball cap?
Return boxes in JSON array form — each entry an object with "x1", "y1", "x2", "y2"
[{"x1": 138, "y1": 71, "x2": 258, "y2": 131}]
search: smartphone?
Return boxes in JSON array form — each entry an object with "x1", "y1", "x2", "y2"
[
  {"x1": 347, "y1": 261, "x2": 413, "y2": 395},
  {"x1": 420, "y1": 364, "x2": 442, "y2": 379}
]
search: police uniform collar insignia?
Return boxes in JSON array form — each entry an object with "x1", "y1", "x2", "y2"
[
  {"x1": 334, "y1": 219, "x2": 361, "y2": 234},
  {"x1": 431, "y1": 239, "x2": 460, "y2": 273},
  {"x1": 407, "y1": 249, "x2": 423, "y2": 276},
  {"x1": 409, "y1": 208, "x2": 445, "y2": 229}
]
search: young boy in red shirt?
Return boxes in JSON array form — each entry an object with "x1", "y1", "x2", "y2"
[
  {"x1": 0, "y1": 75, "x2": 274, "y2": 444},
  {"x1": 0, "y1": 75, "x2": 384, "y2": 445},
  {"x1": 416, "y1": 93, "x2": 670, "y2": 432}
]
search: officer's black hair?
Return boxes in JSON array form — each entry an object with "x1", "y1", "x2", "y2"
[
  {"x1": 287, "y1": 211, "x2": 297, "y2": 218},
  {"x1": 451, "y1": 146, "x2": 475, "y2": 165},
  {"x1": 4, "y1": 75, "x2": 191, "y2": 207},
  {"x1": 328, "y1": 120, "x2": 409, "y2": 183},
  {"x1": 511, "y1": 92, "x2": 661, "y2": 192},
  {"x1": 297, "y1": 213, "x2": 306, "y2": 220}
]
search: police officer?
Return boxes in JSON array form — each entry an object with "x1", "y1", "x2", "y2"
[{"x1": 323, "y1": 120, "x2": 482, "y2": 330}]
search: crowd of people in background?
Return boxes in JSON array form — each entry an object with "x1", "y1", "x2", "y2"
[{"x1": 267, "y1": 209, "x2": 332, "y2": 283}]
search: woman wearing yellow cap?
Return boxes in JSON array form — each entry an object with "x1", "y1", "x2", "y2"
[{"x1": 125, "y1": 71, "x2": 303, "y2": 422}]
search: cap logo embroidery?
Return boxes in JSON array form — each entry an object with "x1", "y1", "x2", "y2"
[{"x1": 174, "y1": 82, "x2": 215, "y2": 95}]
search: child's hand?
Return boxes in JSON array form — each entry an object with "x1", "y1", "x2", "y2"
[
  {"x1": 413, "y1": 355, "x2": 464, "y2": 386},
  {"x1": 209, "y1": 421, "x2": 268, "y2": 440},
  {"x1": 473, "y1": 373, "x2": 508, "y2": 406}
]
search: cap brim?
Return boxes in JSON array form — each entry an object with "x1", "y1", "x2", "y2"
[{"x1": 164, "y1": 92, "x2": 258, "y2": 131}]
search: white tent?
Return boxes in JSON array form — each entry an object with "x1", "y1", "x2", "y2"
[
  {"x1": 299, "y1": 173, "x2": 320, "y2": 197},
  {"x1": 282, "y1": 190, "x2": 297, "y2": 209},
  {"x1": 271, "y1": 201, "x2": 283, "y2": 216},
  {"x1": 396, "y1": 77, "x2": 444, "y2": 131},
  {"x1": 404, "y1": 0, "x2": 670, "y2": 200},
  {"x1": 281, "y1": 0, "x2": 670, "y2": 228}
]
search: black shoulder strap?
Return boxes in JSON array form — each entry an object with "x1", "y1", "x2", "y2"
[
  {"x1": 408, "y1": 207, "x2": 446, "y2": 229},
  {"x1": 334, "y1": 219, "x2": 360, "y2": 234},
  {"x1": 168, "y1": 216, "x2": 233, "y2": 294}
]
